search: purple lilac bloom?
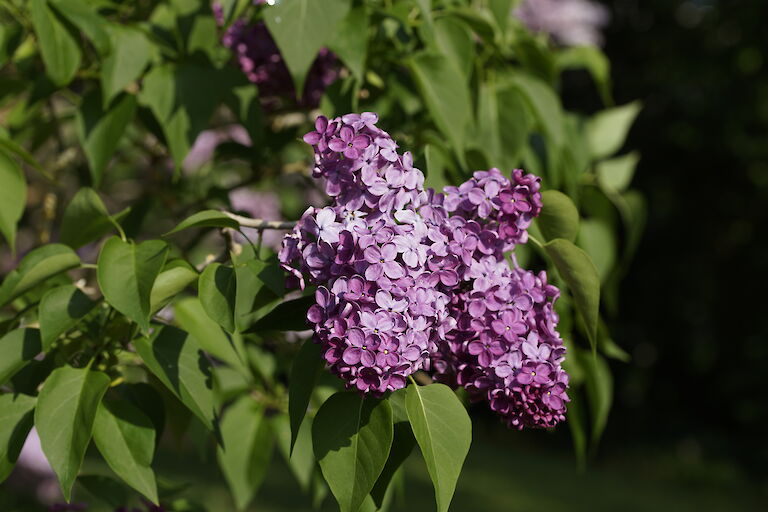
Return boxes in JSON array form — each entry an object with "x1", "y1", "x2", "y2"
[
  {"x1": 514, "y1": 0, "x2": 609, "y2": 47},
  {"x1": 217, "y1": 13, "x2": 338, "y2": 109},
  {"x1": 280, "y1": 112, "x2": 569, "y2": 429}
]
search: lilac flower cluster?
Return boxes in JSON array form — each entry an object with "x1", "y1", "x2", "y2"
[
  {"x1": 215, "y1": 5, "x2": 338, "y2": 109},
  {"x1": 280, "y1": 113, "x2": 454, "y2": 393},
  {"x1": 279, "y1": 113, "x2": 570, "y2": 428}
]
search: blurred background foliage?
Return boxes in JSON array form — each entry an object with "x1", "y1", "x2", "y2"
[{"x1": 0, "y1": 0, "x2": 766, "y2": 510}]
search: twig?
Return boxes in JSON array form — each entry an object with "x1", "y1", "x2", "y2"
[{"x1": 222, "y1": 212, "x2": 297, "y2": 230}]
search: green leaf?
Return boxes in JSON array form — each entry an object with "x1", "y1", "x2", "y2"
[
  {"x1": 264, "y1": 0, "x2": 351, "y2": 94},
  {"x1": 596, "y1": 151, "x2": 640, "y2": 193},
  {"x1": 0, "y1": 329, "x2": 42, "y2": 387},
  {"x1": 328, "y1": 6, "x2": 368, "y2": 81},
  {"x1": 39, "y1": 285, "x2": 97, "y2": 351},
  {"x1": 134, "y1": 325, "x2": 215, "y2": 430},
  {"x1": 59, "y1": 188, "x2": 123, "y2": 249},
  {"x1": 409, "y1": 52, "x2": 472, "y2": 160},
  {"x1": 0, "y1": 148, "x2": 26, "y2": 252},
  {"x1": 405, "y1": 383, "x2": 471, "y2": 512},
  {"x1": 288, "y1": 339, "x2": 323, "y2": 455},
  {"x1": 217, "y1": 397, "x2": 273, "y2": 511},
  {"x1": 165, "y1": 210, "x2": 240, "y2": 235},
  {"x1": 35, "y1": 366, "x2": 111, "y2": 501},
  {"x1": 139, "y1": 63, "x2": 238, "y2": 169},
  {"x1": 76, "y1": 91, "x2": 137, "y2": 186},
  {"x1": 475, "y1": 82, "x2": 530, "y2": 171},
  {"x1": 537, "y1": 190, "x2": 580, "y2": 242},
  {"x1": 424, "y1": 143, "x2": 451, "y2": 191},
  {"x1": 149, "y1": 260, "x2": 198, "y2": 314},
  {"x1": 77, "y1": 474, "x2": 132, "y2": 508},
  {"x1": 30, "y1": 0, "x2": 82, "y2": 86},
  {"x1": 506, "y1": 72, "x2": 565, "y2": 146},
  {"x1": 246, "y1": 295, "x2": 314, "y2": 333},
  {"x1": 50, "y1": 0, "x2": 111, "y2": 54},
  {"x1": 579, "y1": 350, "x2": 613, "y2": 444},
  {"x1": 198, "y1": 263, "x2": 237, "y2": 333},
  {"x1": 0, "y1": 393, "x2": 35, "y2": 483},
  {"x1": 100, "y1": 25, "x2": 152, "y2": 106},
  {"x1": 586, "y1": 102, "x2": 642, "y2": 160},
  {"x1": 544, "y1": 239, "x2": 600, "y2": 349},
  {"x1": 174, "y1": 297, "x2": 245, "y2": 372},
  {"x1": 370, "y1": 418, "x2": 415, "y2": 508},
  {"x1": 434, "y1": 17, "x2": 474, "y2": 80},
  {"x1": 313, "y1": 392, "x2": 393, "y2": 512},
  {"x1": 272, "y1": 413, "x2": 314, "y2": 492},
  {"x1": 556, "y1": 46, "x2": 612, "y2": 105},
  {"x1": 93, "y1": 400, "x2": 158, "y2": 504},
  {"x1": 97, "y1": 237, "x2": 169, "y2": 333},
  {"x1": 577, "y1": 219, "x2": 616, "y2": 283},
  {"x1": 232, "y1": 258, "x2": 285, "y2": 331},
  {"x1": 0, "y1": 244, "x2": 80, "y2": 307},
  {"x1": 488, "y1": 0, "x2": 513, "y2": 35}
]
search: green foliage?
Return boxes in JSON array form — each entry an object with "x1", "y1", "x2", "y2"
[
  {"x1": 0, "y1": 0, "x2": 643, "y2": 508},
  {"x1": 35, "y1": 366, "x2": 111, "y2": 501},
  {"x1": 313, "y1": 392, "x2": 393, "y2": 512},
  {"x1": 0, "y1": 393, "x2": 35, "y2": 483},
  {"x1": 406, "y1": 383, "x2": 472, "y2": 512}
]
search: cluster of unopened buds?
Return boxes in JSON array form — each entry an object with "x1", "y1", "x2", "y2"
[{"x1": 279, "y1": 113, "x2": 570, "y2": 429}]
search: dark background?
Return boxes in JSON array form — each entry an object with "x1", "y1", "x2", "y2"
[{"x1": 592, "y1": 0, "x2": 767, "y2": 491}]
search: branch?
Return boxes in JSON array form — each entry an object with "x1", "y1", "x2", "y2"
[{"x1": 222, "y1": 212, "x2": 297, "y2": 230}]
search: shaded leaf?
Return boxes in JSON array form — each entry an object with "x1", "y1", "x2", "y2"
[
  {"x1": 329, "y1": 6, "x2": 368, "y2": 81},
  {"x1": 313, "y1": 392, "x2": 393, "y2": 512},
  {"x1": 0, "y1": 393, "x2": 36, "y2": 483},
  {"x1": 39, "y1": 285, "x2": 97, "y2": 351},
  {"x1": 246, "y1": 295, "x2": 314, "y2": 333},
  {"x1": 174, "y1": 297, "x2": 245, "y2": 372},
  {"x1": 577, "y1": 219, "x2": 616, "y2": 283},
  {"x1": 76, "y1": 91, "x2": 137, "y2": 186},
  {"x1": 97, "y1": 237, "x2": 169, "y2": 333},
  {"x1": 544, "y1": 239, "x2": 600, "y2": 349},
  {"x1": 217, "y1": 397, "x2": 273, "y2": 511},
  {"x1": 434, "y1": 17, "x2": 474, "y2": 80},
  {"x1": 0, "y1": 148, "x2": 26, "y2": 252},
  {"x1": 370, "y1": 419, "x2": 415, "y2": 508},
  {"x1": 264, "y1": 0, "x2": 351, "y2": 94},
  {"x1": 134, "y1": 325, "x2": 215, "y2": 430},
  {"x1": 506, "y1": 72, "x2": 565, "y2": 146},
  {"x1": 50, "y1": 0, "x2": 111, "y2": 54},
  {"x1": 30, "y1": 0, "x2": 82, "y2": 86},
  {"x1": 405, "y1": 383, "x2": 471, "y2": 512},
  {"x1": 537, "y1": 190, "x2": 580, "y2": 242},
  {"x1": 288, "y1": 339, "x2": 323, "y2": 454},
  {"x1": 0, "y1": 244, "x2": 80, "y2": 307},
  {"x1": 93, "y1": 400, "x2": 158, "y2": 503},
  {"x1": 198, "y1": 263, "x2": 237, "y2": 333},
  {"x1": 409, "y1": 52, "x2": 472, "y2": 160},
  {"x1": 35, "y1": 367, "x2": 111, "y2": 501},
  {"x1": 100, "y1": 25, "x2": 152, "y2": 106},
  {"x1": 60, "y1": 188, "x2": 125, "y2": 249}
]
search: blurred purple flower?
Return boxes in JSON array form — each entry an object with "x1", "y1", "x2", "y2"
[{"x1": 515, "y1": 0, "x2": 609, "y2": 47}]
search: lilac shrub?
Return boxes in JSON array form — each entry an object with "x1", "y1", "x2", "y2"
[{"x1": 279, "y1": 113, "x2": 570, "y2": 428}]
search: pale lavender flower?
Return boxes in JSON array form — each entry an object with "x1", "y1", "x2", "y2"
[{"x1": 515, "y1": 0, "x2": 610, "y2": 47}]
